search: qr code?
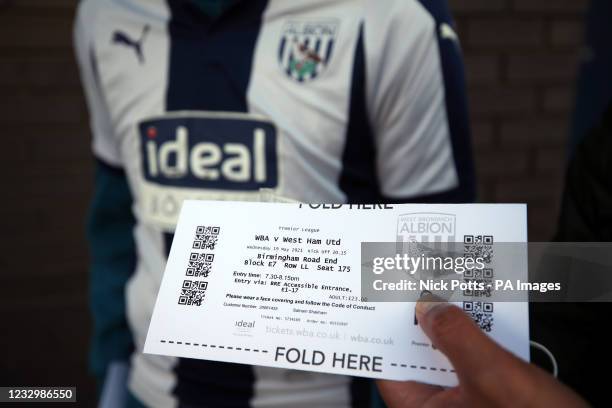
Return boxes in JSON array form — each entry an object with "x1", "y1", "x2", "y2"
[
  {"x1": 464, "y1": 235, "x2": 493, "y2": 263},
  {"x1": 463, "y1": 301, "x2": 494, "y2": 332},
  {"x1": 178, "y1": 280, "x2": 208, "y2": 306},
  {"x1": 186, "y1": 252, "x2": 214, "y2": 277},
  {"x1": 463, "y1": 280, "x2": 493, "y2": 297},
  {"x1": 193, "y1": 226, "x2": 220, "y2": 250},
  {"x1": 464, "y1": 267, "x2": 494, "y2": 279},
  {"x1": 463, "y1": 268, "x2": 494, "y2": 297}
]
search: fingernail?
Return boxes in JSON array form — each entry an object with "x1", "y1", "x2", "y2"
[{"x1": 416, "y1": 291, "x2": 448, "y2": 321}]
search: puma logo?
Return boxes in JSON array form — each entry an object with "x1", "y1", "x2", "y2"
[
  {"x1": 440, "y1": 23, "x2": 459, "y2": 43},
  {"x1": 112, "y1": 25, "x2": 150, "y2": 64}
]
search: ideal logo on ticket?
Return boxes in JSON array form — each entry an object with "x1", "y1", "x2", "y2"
[{"x1": 144, "y1": 201, "x2": 529, "y2": 386}]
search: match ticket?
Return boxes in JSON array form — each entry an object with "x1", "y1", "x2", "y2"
[{"x1": 144, "y1": 201, "x2": 529, "y2": 386}]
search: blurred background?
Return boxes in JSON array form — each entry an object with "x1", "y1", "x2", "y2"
[{"x1": 0, "y1": 0, "x2": 596, "y2": 406}]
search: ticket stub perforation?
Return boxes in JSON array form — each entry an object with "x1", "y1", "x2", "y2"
[{"x1": 145, "y1": 201, "x2": 529, "y2": 386}]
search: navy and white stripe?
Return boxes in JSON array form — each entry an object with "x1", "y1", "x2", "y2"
[
  {"x1": 165, "y1": 0, "x2": 267, "y2": 406},
  {"x1": 74, "y1": 0, "x2": 475, "y2": 406}
]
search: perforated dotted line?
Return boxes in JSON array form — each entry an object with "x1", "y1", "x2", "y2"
[
  {"x1": 390, "y1": 363, "x2": 455, "y2": 373},
  {"x1": 160, "y1": 340, "x2": 268, "y2": 354}
]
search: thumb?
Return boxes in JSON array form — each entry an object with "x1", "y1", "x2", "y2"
[
  {"x1": 415, "y1": 294, "x2": 590, "y2": 408},
  {"x1": 415, "y1": 293, "x2": 514, "y2": 378}
]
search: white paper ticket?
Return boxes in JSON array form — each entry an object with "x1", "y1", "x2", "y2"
[{"x1": 144, "y1": 201, "x2": 529, "y2": 386}]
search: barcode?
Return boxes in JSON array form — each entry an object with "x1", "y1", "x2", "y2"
[
  {"x1": 186, "y1": 252, "x2": 214, "y2": 277},
  {"x1": 178, "y1": 280, "x2": 208, "y2": 306},
  {"x1": 463, "y1": 267, "x2": 494, "y2": 297},
  {"x1": 193, "y1": 226, "x2": 220, "y2": 250},
  {"x1": 463, "y1": 301, "x2": 494, "y2": 332},
  {"x1": 181, "y1": 225, "x2": 220, "y2": 306},
  {"x1": 463, "y1": 235, "x2": 493, "y2": 264}
]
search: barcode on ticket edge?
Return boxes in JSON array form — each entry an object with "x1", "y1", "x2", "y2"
[
  {"x1": 463, "y1": 234, "x2": 493, "y2": 264},
  {"x1": 464, "y1": 268, "x2": 494, "y2": 279},
  {"x1": 463, "y1": 235, "x2": 494, "y2": 297},
  {"x1": 178, "y1": 280, "x2": 208, "y2": 306},
  {"x1": 463, "y1": 301, "x2": 494, "y2": 332},
  {"x1": 193, "y1": 226, "x2": 220, "y2": 250},
  {"x1": 464, "y1": 267, "x2": 494, "y2": 297}
]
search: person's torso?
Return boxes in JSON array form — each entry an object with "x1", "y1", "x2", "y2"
[{"x1": 81, "y1": 0, "x2": 444, "y2": 406}]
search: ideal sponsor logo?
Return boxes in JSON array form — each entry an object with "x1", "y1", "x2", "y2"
[
  {"x1": 235, "y1": 320, "x2": 255, "y2": 329},
  {"x1": 139, "y1": 115, "x2": 278, "y2": 190},
  {"x1": 234, "y1": 320, "x2": 255, "y2": 335}
]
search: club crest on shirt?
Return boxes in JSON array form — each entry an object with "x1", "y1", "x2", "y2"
[{"x1": 278, "y1": 20, "x2": 338, "y2": 82}]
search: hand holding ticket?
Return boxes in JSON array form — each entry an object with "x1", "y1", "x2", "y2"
[
  {"x1": 377, "y1": 293, "x2": 588, "y2": 408},
  {"x1": 145, "y1": 201, "x2": 530, "y2": 386}
]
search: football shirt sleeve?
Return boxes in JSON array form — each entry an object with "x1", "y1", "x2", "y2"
[
  {"x1": 74, "y1": 1, "x2": 122, "y2": 167},
  {"x1": 364, "y1": 0, "x2": 476, "y2": 203}
]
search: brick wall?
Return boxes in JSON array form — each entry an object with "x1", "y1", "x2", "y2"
[
  {"x1": 450, "y1": 0, "x2": 589, "y2": 239},
  {"x1": 0, "y1": 1, "x2": 96, "y2": 405},
  {"x1": 0, "y1": 0, "x2": 588, "y2": 404}
]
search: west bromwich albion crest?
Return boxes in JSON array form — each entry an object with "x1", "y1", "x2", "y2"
[{"x1": 278, "y1": 20, "x2": 338, "y2": 82}]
